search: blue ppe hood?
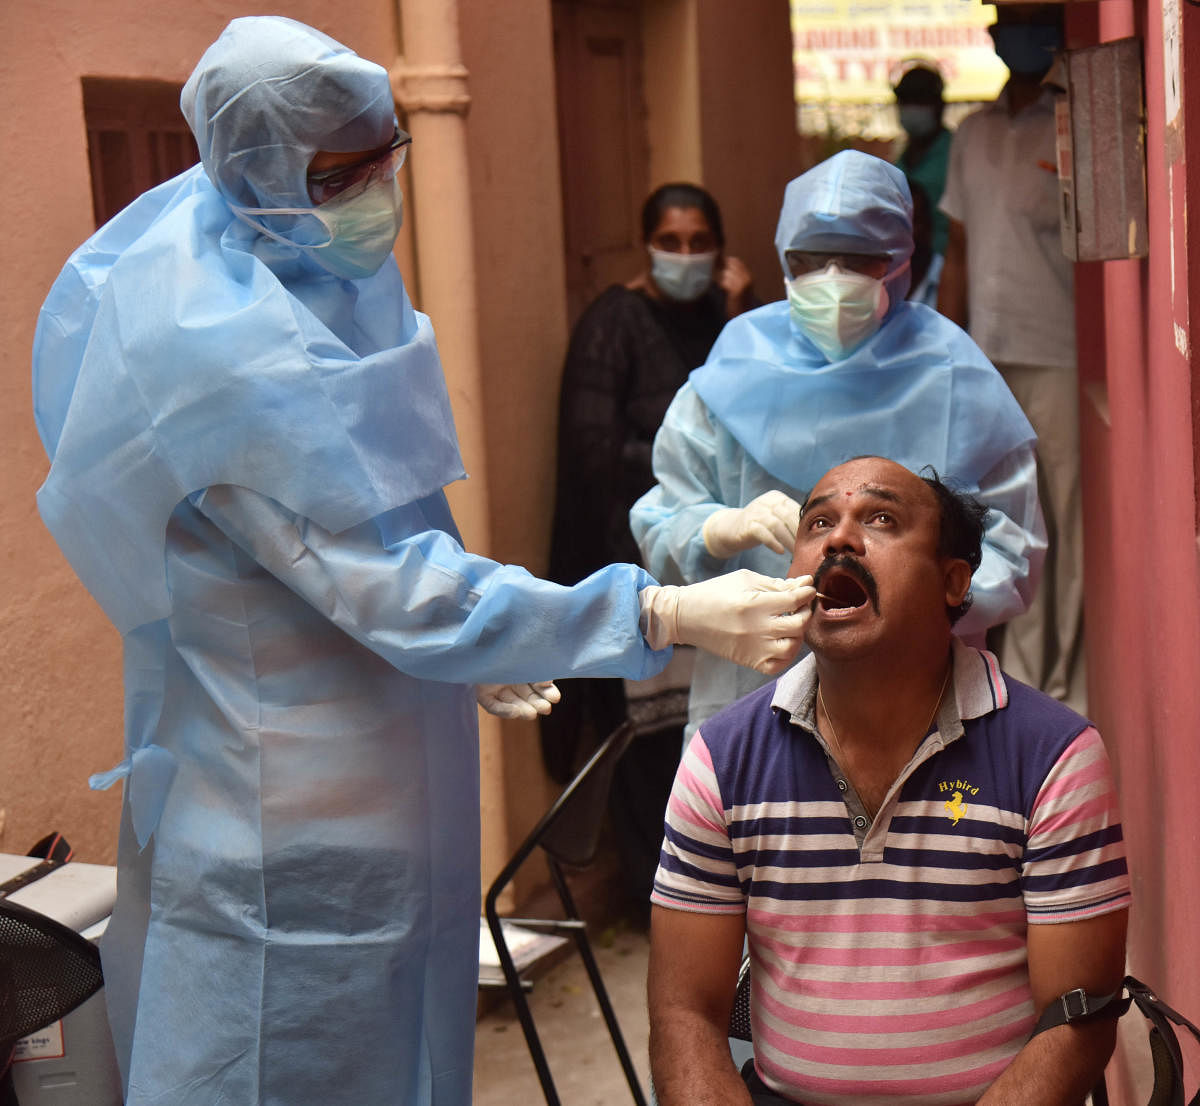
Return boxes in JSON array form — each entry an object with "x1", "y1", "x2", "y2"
[
  {"x1": 774, "y1": 150, "x2": 915, "y2": 305},
  {"x1": 690, "y1": 299, "x2": 1035, "y2": 492},
  {"x1": 182, "y1": 17, "x2": 398, "y2": 210},
  {"x1": 32, "y1": 16, "x2": 465, "y2": 634}
]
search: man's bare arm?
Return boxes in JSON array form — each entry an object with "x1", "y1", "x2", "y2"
[
  {"x1": 648, "y1": 905, "x2": 749, "y2": 1106},
  {"x1": 977, "y1": 908, "x2": 1129, "y2": 1105},
  {"x1": 937, "y1": 216, "x2": 969, "y2": 327}
]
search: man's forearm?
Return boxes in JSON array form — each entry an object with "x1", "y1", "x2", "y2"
[
  {"x1": 976, "y1": 1019, "x2": 1117, "y2": 1106},
  {"x1": 650, "y1": 1006, "x2": 752, "y2": 1106}
]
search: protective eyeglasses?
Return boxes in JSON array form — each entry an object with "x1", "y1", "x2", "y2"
[
  {"x1": 785, "y1": 250, "x2": 890, "y2": 280},
  {"x1": 307, "y1": 127, "x2": 412, "y2": 206}
]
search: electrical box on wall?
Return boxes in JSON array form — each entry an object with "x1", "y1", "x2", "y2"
[{"x1": 1055, "y1": 37, "x2": 1148, "y2": 261}]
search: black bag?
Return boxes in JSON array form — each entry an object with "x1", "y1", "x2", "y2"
[{"x1": 1033, "y1": 976, "x2": 1200, "y2": 1106}]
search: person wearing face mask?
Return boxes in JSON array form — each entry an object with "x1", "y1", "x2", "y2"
[
  {"x1": 631, "y1": 150, "x2": 1046, "y2": 735},
  {"x1": 30, "y1": 18, "x2": 817, "y2": 1106},
  {"x1": 893, "y1": 63, "x2": 951, "y2": 266},
  {"x1": 550, "y1": 184, "x2": 757, "y2": 612},
  {"x1": 937, "y1": 4, "x2": 1085, "y2": 715},
  {"x1": 543, "y1": 184, "x2": 758, "y2": 916},
  {"x1": 892, "y1": 64, "x2": 950, "y2": 307}
]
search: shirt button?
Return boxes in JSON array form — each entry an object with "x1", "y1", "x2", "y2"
[
  {"x1": 836, "y1": 779, "x2": 848, "y2": 792},
  {"x1": 853, "y1": 816, "x2": 868, "y2": 829}
]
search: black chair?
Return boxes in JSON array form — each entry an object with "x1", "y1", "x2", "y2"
[
  {"x1": 483, "y1": 720, "x2": 648, "y2": 1106},
  {"x1": 1, "y1": 896, "x2": 105, "y2": 1106},
  {"x1": 729, "y1": 954, "x2": 753, "y2": 1045}
]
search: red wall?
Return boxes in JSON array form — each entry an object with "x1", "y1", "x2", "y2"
[{"x1": 1076, "y1": 1, "x2": 1200, "y2": 1098}]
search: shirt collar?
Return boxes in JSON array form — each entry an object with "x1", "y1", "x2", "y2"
[
  {"x1": 771, "y1": 637, "x2": 1007, "y2": 744},
  {"x1": 992, "y1": 81, "x2": 1058, "y2": 118}
]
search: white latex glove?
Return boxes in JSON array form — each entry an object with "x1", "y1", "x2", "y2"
[
  {"x1": 639, "y1": 571, "x2": 815, "y2": 675},
  {"x1": 476, "y1": 681, "x2": 562, "y2": 720},
  {"x1": 702, "y1": 490, "x2": 803, "y2": 559}
]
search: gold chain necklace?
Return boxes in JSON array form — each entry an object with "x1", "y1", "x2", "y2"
[{"x1": 817, "y1": 663, "x2": 951, "y2": 822}]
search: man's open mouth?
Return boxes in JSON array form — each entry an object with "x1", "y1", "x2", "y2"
[
  {"x1": 813, "y1": 558, "x2": 879, "y2": 614},
  {"x1": 817, "y1": 571, "x2": 869, "y2": 611}
]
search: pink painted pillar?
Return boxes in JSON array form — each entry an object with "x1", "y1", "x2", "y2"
[{"x1": 1079, "y1": 2, "x2": 1200, "y2": 1100}]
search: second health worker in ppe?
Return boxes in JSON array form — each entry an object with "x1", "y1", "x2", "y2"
[{"x1": 631, "y1": 150, "x2": 1045, "y2": 732}]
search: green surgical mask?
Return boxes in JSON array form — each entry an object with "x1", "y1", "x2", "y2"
[{"x1": 231, "y1": 174, "x2": 404, "y2": 280}]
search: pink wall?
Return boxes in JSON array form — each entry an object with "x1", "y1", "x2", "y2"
[{"x1": 1076, "y1": 1, "x2": 1200, "y2": 1096}]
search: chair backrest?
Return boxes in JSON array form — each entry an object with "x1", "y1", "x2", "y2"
[
  {"x1": 0, "y1": 897, "x2": 104, "y2": 1057},
  {"x1": 536, "y1": 721, "x2": 637, "y2": 869},
  {"x1": 728, "y1": 955, "x2": 753, "y2": 1043}
]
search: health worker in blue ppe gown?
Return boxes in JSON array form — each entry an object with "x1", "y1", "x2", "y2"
[
  {"x1": 631, "y1": 150, "x2": 1046, "y2": 734},
  {"x1": 30, "y1": 17, "x2": 814, "y2": 1106}
]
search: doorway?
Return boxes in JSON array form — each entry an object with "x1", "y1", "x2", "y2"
[{"x1": 552, "y1": 0, "x2": 650, "y2": 325}]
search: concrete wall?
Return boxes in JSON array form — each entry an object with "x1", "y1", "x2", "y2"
[
  {"x1": 643, "y1": 0, "x2": 703, "y2": 184},
  {"x1": 641, "y1": 0, "x2": 801, "y2": 301},
  {"x1": 0, "y1": 3, "x2": 397, "y2": 863},
  {"x1": 696, "y1": 0, "x2": 803, "y2": 295}
]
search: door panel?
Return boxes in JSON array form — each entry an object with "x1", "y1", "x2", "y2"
[{"x1": 553, "y1": 0, "x2": 649, "y2": 324}]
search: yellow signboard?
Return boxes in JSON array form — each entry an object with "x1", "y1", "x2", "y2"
[{"x1": 791, "y1": 0, "x2": 1009, "y2": 138}]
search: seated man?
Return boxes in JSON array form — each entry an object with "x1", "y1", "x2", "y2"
[{"x1": 648, "y1": 456, "x2": 1130, "y2": 1106}]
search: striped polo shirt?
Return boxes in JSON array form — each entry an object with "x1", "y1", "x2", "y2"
[{"x1": 652, "y1": 640, "x2": 1130, "y2": 1106}]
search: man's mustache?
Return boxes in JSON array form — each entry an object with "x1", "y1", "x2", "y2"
[{"x1": 813, "y1": 555, "x2": 880, "y2": 614}]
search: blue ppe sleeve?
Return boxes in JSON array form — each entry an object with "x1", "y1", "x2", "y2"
[
  {"x1": 953, "y1": 442, "x2": 1046, "y2": 637},
  {"x1": 630, "y1": 389, "x2": 784, "y2": 586},
  {"x1": 192, "y1": 485, "x2": 670, "y2": 685}
]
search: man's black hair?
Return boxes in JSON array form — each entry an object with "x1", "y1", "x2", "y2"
[
  {"x1": 641, "y1": 183, "x2": 725, "y2": 248},
  {"x1": 919, "y1": 467, "x2": 989, "y2": 625}
]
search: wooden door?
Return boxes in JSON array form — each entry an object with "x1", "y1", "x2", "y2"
[{"x1": 552, "y1": 0, "x2": 649, "y2": 325}]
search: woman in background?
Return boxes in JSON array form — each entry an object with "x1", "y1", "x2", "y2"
[{"x1": 543, "y1": 183, "x2": 757, "y2": 917}]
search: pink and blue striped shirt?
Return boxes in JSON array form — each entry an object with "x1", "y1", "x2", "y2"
[{"x1": 652, "y1": 641, "x2": 1130, "y2": 1105}]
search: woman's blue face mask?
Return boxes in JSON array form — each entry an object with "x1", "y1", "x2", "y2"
[{"x1": 989, "y1": 23, "x2": 1063, "y2": 77}]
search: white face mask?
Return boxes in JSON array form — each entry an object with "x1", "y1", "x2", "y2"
[
  {"x1": 649, "y1": 246, "x2": 717, "y2": 302},
  {"x1": 785, "y1": 263, "x2": 889, "y2": 361},
  {"x1": 230, "y1": 174, "x2": 404, "y2": 280}
]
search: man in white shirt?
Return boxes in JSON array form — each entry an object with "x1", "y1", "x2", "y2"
[{"x1": 938, "y1": 3, "x2": 1085, "y2": 714}]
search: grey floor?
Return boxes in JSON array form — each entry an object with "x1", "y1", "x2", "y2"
[{"x1": 473, "y1": 923, "x2": 652, "y2": 1106}]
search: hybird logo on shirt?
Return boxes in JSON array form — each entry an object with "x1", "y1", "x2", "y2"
[{"x1": 938, "y1": 778, "x2": 979, "y2": 825}]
